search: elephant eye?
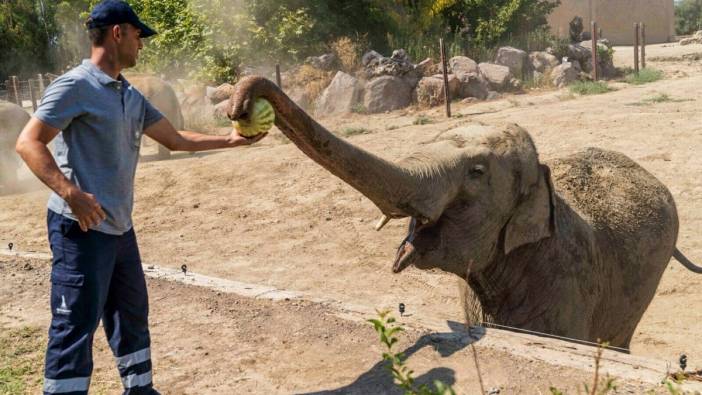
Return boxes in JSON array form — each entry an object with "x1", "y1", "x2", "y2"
[{"x1": 469, "y1": 164, "x2": 486, "y2": 177}]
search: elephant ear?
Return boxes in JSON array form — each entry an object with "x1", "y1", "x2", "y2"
[{"x1": 503, "y1": 164, "x2": 556, "y2": 255}]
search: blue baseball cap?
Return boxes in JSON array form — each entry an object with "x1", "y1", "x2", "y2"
[{"x1": 86, "y1": 0, "x2": 157, "y2": 38}]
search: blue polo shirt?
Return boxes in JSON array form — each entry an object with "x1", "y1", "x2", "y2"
[{"x1": 34, "y1": 59, "x2": 163, "y2": 235}]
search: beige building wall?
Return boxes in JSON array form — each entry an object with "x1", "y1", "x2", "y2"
[{"x1": 548, "y1": 0, "x2": 675, "y2": 45}]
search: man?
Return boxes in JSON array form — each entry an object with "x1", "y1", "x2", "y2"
[{"x1": 15, "y1": 1, "x2": 264, "y2": 394}]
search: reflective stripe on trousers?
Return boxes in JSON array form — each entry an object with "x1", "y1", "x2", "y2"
[{"x1": 43, "y1": 377, "x2": 90, "y2": 394}]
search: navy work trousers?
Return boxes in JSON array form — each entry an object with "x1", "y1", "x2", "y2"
[{"x1": 43, "y1": 210, "x2": 156, "y2": 394}]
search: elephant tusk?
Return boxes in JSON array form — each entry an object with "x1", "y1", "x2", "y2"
[{"x1": 375, "y1": 215, "x2": 391, "y2": 231}]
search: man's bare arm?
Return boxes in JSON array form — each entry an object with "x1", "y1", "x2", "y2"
[
  {"x1": 15, "y1": 117, "x2": 106, "y2": 231},
  {"x1": 144, "y1": 117, "x2": 265, "y2": 152}
]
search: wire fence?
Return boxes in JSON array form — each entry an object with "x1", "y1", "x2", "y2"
[{"x1": 1, "y1": 73, "x2": 60, "y2": 110}]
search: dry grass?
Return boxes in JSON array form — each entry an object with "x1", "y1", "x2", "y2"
[
  {"x1": 330, "y1": 36, "x2": 361, "y2": 72},
  {"x1": 287, "y1": 65, "x2": 334, "y2": 104}
]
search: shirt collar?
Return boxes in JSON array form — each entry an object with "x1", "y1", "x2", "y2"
[{"x1": 81, "y1": 59, "x2": 126, "y2": 87}]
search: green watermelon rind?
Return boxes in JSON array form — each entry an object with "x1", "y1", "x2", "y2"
[{"x1": 233, "y1": 98, "x2": 275, "y2": 137}]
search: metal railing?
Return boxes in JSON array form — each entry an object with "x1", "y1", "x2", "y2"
[{"x1": 2, "y1": 74, "x2": 59, "y2": 110}]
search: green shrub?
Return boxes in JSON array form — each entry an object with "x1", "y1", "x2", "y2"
[
  {"x1": 341, "y1": 127, "x2": 371, "y2": 136},
  {"x1": 675, "y1": 0, "x2": 702, "y2": 35},
  {"x1": 351, "y1": 103, "x2": 368, "y2": 114},
  {"x1": 413, "y1": 115, "x2": 433, "y2": 125},
  {"x1": 368, "y1": 310, "x2": 455, "y2": 395},
  {"x1": 569, "y1": 81, "x2": 614, "y2": 95},
  {"x1": 624, "y1": 68, "x2": 663, "y2": 85}
]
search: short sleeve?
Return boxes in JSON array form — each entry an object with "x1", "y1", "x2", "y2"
[
  {"x1": 142, "y1": 98, "x2": 163, "y2": 130},
  {"x1": 33, "y1": 75, "x2": 84, "y2": 130}
]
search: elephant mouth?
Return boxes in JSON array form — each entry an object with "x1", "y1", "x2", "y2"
[{"x1": 393, "y1": 217, "x2": 423, "y2": 273}]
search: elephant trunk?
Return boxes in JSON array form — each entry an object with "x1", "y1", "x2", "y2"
[{"x1": 228, "y1": 76, "x2": 433, "y2": 220}]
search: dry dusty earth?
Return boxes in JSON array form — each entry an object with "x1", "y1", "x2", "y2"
[{"x1": 2, "y1": 42, "x2": 702, "y2": 393}]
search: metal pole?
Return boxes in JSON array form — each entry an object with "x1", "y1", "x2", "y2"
[
  {"x1": 440, "y1": 38, "x2": 451, "y2": 118},
  {"x1": 634, "y1": 23, "x2": 640, "y2": 75},
  {"x1": 275, "y1": 64, "x2": 282, "y2": 90},
  {"x1": 28, "y1": 79, "x2": 37, "y2": 111},
  {"x1": 591, "y1": 21, "x2": 599, "y2": 81},
  {"x1": 641, "y1": 23, "x2": 646, "y2": 69},
  {"x1": 11, "y1": 76, "x2": 20, "y2": 105}
]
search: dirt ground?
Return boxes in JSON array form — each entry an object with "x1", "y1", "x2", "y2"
[{"x1": 2, "y1": 42, "x2": 702, "y2": 393}]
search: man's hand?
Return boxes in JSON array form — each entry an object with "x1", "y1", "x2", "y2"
[
  {"x1": 144, "y1": 118, "x2": 267, "y2": 151},
  {"x1": 64, "y1": 187, "x2": 107, "y2": 232},
  {"x1": 226, "y1": 128, "x2": 267, "y2": 147},
  {"x1": 16, "y1": 117, "x2": 106, "y2": 232}
]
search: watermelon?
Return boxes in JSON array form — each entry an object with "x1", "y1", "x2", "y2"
[{"x1": 233, "y1": 98, "x2": 275, "y2": 137}]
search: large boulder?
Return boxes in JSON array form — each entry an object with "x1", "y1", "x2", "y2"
[
  {"x1": 286, "y1": 87, "x2": 314, "y2": 112},
  {"x1": 449, "y1": 56, "x2": 478, "y2": 78},
  {"x1": 207, "y1": 83, "x2": 235, "y2": 104},
  {"x1": 416, "y1": 58, "x2": 436, "y2": 77},
  {"x1": 551, "y1": 62, "x2": 580, "y2": 88},
  {"x1": 680, "y1": 30, "x2": 702, "y2": 45},
  {"x1": 495, "y1": 47, "x2": 528, "y2": 79},
  {"x1": 364, "y1": 56, "x2": 415, "y2": 78},
  {"x1": 458, "y1": 73, "x2": 489, "y2": 100},
  {"x1": 362, "y1": 50, "x2": 383, "y2": 66},
  {"x1": 213, "y1": 99, "x2": 230, "y2": 119},
  {"x1": 0, "y1": 100, "x2": 30, "y2": 186},
  {"x1": 305, "y1": 53, "x2": 337, "y2": 70},
  {"x1": 363, "y1": 76, "x2": 412, "y2": 113},
  {"x1": 571, "y1": 42, "x2": 616, "y2": 78},
  {"x1": 416, "y1": 74, "x2": 461, "y2": 107},
  {"x1": 566, "y1": 44, "x2": 592, "y2": 72},
  {"x1": 529, "y1": 51, "x2": 560, "y2": 74},
  {"x1": 478, "y1": 63, "x2": 512, "y2": 91},
  {"x1": 314, "y1": 71, "x2": 363, "y2": 117}
]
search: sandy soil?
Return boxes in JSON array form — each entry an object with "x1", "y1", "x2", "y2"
[
  {"x1": 0, "y1": 256, "x2": 666, "y2": 394},
  {"x1": 2, "y1": 42, "x2": 702, "y2": 393}
]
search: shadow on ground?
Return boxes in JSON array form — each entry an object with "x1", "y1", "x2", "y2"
[{"x1": 300, "y1": 321, "x2": 484, "y2": 395}]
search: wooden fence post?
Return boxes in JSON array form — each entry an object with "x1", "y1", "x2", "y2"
[
  {"x1": 37, "y1": 73, "x2": 45, "y2": 95},
  {"x1": 591, "y1": 21, "x2": 599, "y2": 81},
  {"x1": 28, "y1": 79, "x2": 37, "y2": 111},
  {"x1": 640, "y1": 23, "x2": 646, "y2": 69},
  {"x1": 11, "y1": 76, "x2": 20, "y2": 105},
  {"x1": 440, "y1": 38, "x2": 451, "y2": 118},
  {"x1": 634, "y1": 23, "x2": 640, "y2": 75}
]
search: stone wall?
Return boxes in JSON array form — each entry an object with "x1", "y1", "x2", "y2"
[{"x1": 548, "y1": 0, "x2": 674, "y2": 45}]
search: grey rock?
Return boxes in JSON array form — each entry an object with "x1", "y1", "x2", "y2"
[
  {"x1": 529, "y1": 51, "x2": 559, "y2": 73},
  {"x1": 416, "y1": 75, "x2": 461, "y2": 107},
  {"x1": 363, "y1": 76, "x2": 412, "y2": 113},
  {"x1": 362, "y1": 50, "x2": 383, "y2": 66},
  {"x1": 449, "y1": 56, "x2": 478, "y2": 78},
  {"x1": 495, "y1": 47, "x2": 528, "y2": 79},
  {"x1": 551, "y1": 62, "x2": 580, "y2": 88},
  {"x1": 305, "y1": 53, "x2": 337, "y2": 70},
  {"x1": 478, "y1": 63, "x2": 512, "y2": 90},
  {"x1": 314, "y1": 71, "x2": 363, "y2": 117},
  {"x1": 207, "y1": 83, "x2": 236, "y2": 104}
]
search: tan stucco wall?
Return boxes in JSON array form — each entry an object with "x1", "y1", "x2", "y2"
[{"x1": 548, "y1": 0, "x2": 674, "y2": 45}]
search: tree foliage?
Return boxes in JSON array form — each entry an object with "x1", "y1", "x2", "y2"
[
  {"x1": 433, "y1": 0, "x2": 560, "y2": 47},
  {"x1": 0, "y1": 0, "x2": 57, "y2": 80},
  {"x1": 676, "y1": 0, "x2": 702, "y2": 35},
  {"x1": 2, "y1": 0, "x2": 560, "y2": 83}
]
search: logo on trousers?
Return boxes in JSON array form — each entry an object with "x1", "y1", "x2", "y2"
[{"x1": 56, "y1": 295, "x2": 71, "y2": 315}]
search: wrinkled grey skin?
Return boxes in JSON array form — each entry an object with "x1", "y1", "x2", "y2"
[
  {"x1": 228, "y1": 76, "x2": 683, "y2": 348},
  {"x1": 0, "y1": 100, "x2": 30, "y2": 186},
  {"x1": 127, "y1": 74, "x2": 184, "y2": 159}
]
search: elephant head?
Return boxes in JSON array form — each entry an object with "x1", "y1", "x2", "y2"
[{"x1": 228, "y1": 77, "x2": 555, "y2": 279}]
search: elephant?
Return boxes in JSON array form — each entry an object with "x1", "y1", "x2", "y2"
[
  {"x1": 0, "y1": 100, "x2": 30, "y2": 188},
  {"x1": 226, "y1": 76, "x2": 701, "y2": 349},
  {"x1": 126, "y1": 74, "x2": 185, "y2": 159}
]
